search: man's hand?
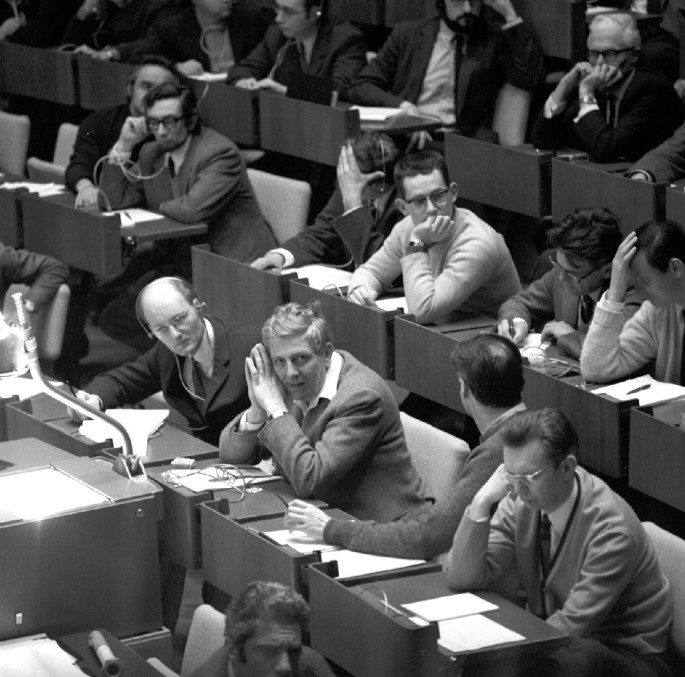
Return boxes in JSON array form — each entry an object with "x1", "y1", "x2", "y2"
[
  {"x1": 284, "y1": 500, "x2": 331, "y2": 540},
  {"x1": 76, "y1": 0, "x2": 103, "y2": 20},
  {"x1": 76, "y1": 183, "x2": 100, "y2": 209},
  {"x1": 483, "y1": 0, "x2": 518, "y2": 22},
  {"x1": 411, "y1": 214, "x2": 455, "y2": 245},
  {"x1": 255, "y1": 78, "x2": 287, "y2": 95},
  {"x1": 629, "y1": 170, "x2": 652, "y2": 182},
  {"x1": 235, "y1": 77, "x2": 259, "y2": 89},
  {"x1": 245, "y1": 343, "x2": 288, "y2": 417},
  {"x1": 0, "y1": 16, "x2": 25, "y2": 39},
  {"x1": 469, "y1": 464, "x2": 513, "y2": 520},
  {"x1": 497, "y1": 317, "x2": 528, "y2": 345},
  {"x1": 607, "y1": 231, "x2": 637, "y2": 303},
  {"x1": 541, "y1": 320, "x2": 574, "y2": 343},
  {"x1": 579, "y1": 64, "x2": 620, "y2": 97},
  {"x1": 337, "y1": 143, "x2": 384, "y2": 212},
  {"x1": 251, "y1": 252, "x2": 286, "y2": 271},
  {"x1": 116, "y1": 116, "x2": 148, "y2": 153},
  {"x1": 67, "y1": 390, "x2": 103, "y2": 423},
  {"x1": 177, "y1": 59, "x2": 204, "y2": 77},
  {"x1": 92, "y1": 47, "x2": 119, "y2": 61},
  {"x1": 347, "y1": 284, "x2": 379, "y2": 307},
  {"x1": 674, "y1": 78, "x2": 685, "y2": 102},
  {"x1": 552, "y1": 62, "x2": 593, "y2": 104}
]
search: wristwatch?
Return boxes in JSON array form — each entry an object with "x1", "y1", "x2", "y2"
[
  {"x1": 267, "y1": 410, "x2": 288, "y2": 423},
  {"x1": 580, "y1": 93, "x2": 597, "y2": 106},
  {"x1": 405, "y1": 240, "x2": 429, "y2": 255}
]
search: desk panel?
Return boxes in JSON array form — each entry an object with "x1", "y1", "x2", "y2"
[
  {"x1": 665, "y1": 183, "x2": 685, "y2": 226},
  {"x1": 445, "y1": 135, "x2": 552, "y2": 217},
  {"x1": 0, "y1": 185, "x2": 26, "y2": 247},
  {"x1": 629, "y1": 404, "x2": 685, "y2": 511},
  {"x1": 384, "y1": 0, "x2": 436, "y2": 24},
  {"x1": 289, "y1": 280, "x2": 400, "y2": 378},
  {"x1": 330, "y1": 0, "x2": 385, "y2": 24},
  {"x1": 77, "y1": 57, "x2": 134, "y2": 110},
  {"x1": 551, "y1": 159, "x2": 665, "y2": 234},
  {"x1": 192, "y1": 244, "x2": 295, "y2": 328},
  {"x1": 195, "y1": 83, "x2": 259, "y2": 146},
  {"x1": 0, "y1": 43, "x2": 76, "y2": 105},
  {"x1": 259, "y1": 92, "x2": 360, "y2": 166}
]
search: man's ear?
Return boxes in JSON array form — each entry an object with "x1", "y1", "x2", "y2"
[
  {"x1": 323, "y1": 341, "x2": 333, "y2": 368},
  {"x1": 562, "y1": 454, "x2": 578, "y2": 478},
  {"x1": 458, "y1": 376, "x2": 469, "y2": 401},
  {"x1": 395, "y1": 197, "x2": 410, "y2": 216},
  {"x1": 448, "y1": 182, "x2": 458, "y2": 201},
  {"x1": 669, "y1": 257, "x2": 685, "y2": 279}
]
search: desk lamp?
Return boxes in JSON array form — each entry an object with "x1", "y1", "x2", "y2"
[{"x1": 10, "y1": 291, "x2": 146, "y2": 480}]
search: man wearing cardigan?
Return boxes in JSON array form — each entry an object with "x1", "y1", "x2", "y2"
[
  {"x1": 219, "y1": 301, "x2": 429, "y2": 522},
  {"x1": 447, "y1": 408, "x2": 672, "y2": 677}
]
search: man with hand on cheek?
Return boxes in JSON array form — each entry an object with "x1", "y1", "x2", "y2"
[
  {"x1": 219, "y1": 301, "x2": 429, "y2": 522},
  {"x1": 348, "y1": 150, "x2": 520, "y2": 324}
]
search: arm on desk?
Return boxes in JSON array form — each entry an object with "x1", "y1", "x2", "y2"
[
  {"x1": 629, "y1": 121, "x2": 685, "y2": 183},
  {"x1": 326, "y1": 25, "x2": 367, "y2": 101},
  {"x1": 99, "y1": 158, "x2": 145, "y2": 209},
  {"x1": 226, "y1": 26, "x2": 280, "y2": 85}
]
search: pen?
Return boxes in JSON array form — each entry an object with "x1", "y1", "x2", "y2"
[
  {"x1": 626, "y1": 384, "x2": 651, "y2": 395},
  {"x1": 65, "y1": 380, "x2": 78, "y2": 397},
  {"x1": 275, "y1": 494, "x2": 291, "y2": 509},
  {"x1": 508, "y1": 313, "x2": 515, "y2": 339}
]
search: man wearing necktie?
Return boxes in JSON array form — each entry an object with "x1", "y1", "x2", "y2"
[
  {"x1": 531, "y1": 12, "x2": 683, "y2": 162},
  {"x1": 448, "y1": 408, "x2": 673, "y2": 677},
  {"x1": 497, "y1": 207, "x2": 643, "y2": 359}
]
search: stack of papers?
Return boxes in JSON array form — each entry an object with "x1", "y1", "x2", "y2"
[
  {"x1": 1, "y1": 635, "x2": 84, "y2": 677},
  {"x1": 166, "y1": 464, "x2": 280, "y2": 492},
  {"x1": 102, "y1": 208, "x2": 164, "y2": 227},
  {"x1": 79, "y1": 408, "x2": 169, "y2": 456},
  {"x1": 285, "y1": 264, "x2": 352, "y2": 291},
  {"x1": 1, "y1": 181, "x2": 65, "y2": 197},
  {"x1": 592, "y1": 375, "x2": 685, "y2": 407},
  {"x1": 349, "y1": 106, "x2": 403, "y2": 122}
]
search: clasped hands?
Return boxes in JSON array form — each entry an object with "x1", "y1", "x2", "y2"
[
  {"x1": 235, "y1": 77, "x2": 287, "y2": 95},
  {"x1": 244, "y1": 343, "x2": 288, "y2": 424}
]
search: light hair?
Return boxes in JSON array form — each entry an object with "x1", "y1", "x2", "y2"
[
  {"x1": 589, "y1": 12, "x2": 641, "y2": 49},
  {"x1": 262, "y1": 302, "x2": 333, "y2": 355}
]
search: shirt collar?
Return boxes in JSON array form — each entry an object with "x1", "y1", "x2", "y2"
[
  {"x1": 294, "y1": 350, "x2": 343, "y2": 412},
  {"x1": 190, "y1": 318, "x2": 215, "y2": 373},
  {"x1": 546, "y1": 474, "x2": 578, "y2": 540},
  {"x1": 481, "y1": 402, "x2": 526, "y2": 439},
  {"x1": 167, "y1": 134, "x2": 192, "y2": 173}
]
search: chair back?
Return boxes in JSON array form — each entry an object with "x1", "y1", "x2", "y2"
[
  {"x1": 247, "y1": 168, "x2": 311, "y2": 245},
  {"x1": 3, "y1": 283, "x2": 70, "y2": 360},
  {"x1": 180, "y1": 604, "x2": 227, "y2": 676},
  {"x1": 643, "y1": 521, "x2": 685, "y2": 662},
  {"x1": 492, "y1": 82, "x2": 531, "y2": 147},
  {"x1": 400, "y1": 412, "x2": 470, "y2": 504},
  {"x1": 0, "y1": 110, "x2": 30, "y2": 176},
  {"x1": 27, "y1": 123, "x2": 79, "y2": 183}
]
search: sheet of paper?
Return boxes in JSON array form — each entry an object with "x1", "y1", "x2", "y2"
[
  {"x1": 320, "y1": 549, "x2": 425, "y2": 578},
  {"x1": 164, "y1": 464, "x2": 280, "y2": 492},
  {"x1": 402, "y1": 593, "x2": 497, "y2": 622},
  {"x1": 79, "y1": 408, "x2": 169, "y2": 456},
  {"x1": 592, "y1": 375, "x2": 685, "y2": 407},
  {"x1": 437, "y1": 614, "x2": 525, "y2": 653},
  {"x1": 349, "y1": 106, "x2": 403, "y2": 122},
  {"x1": 1, "y1": 181, "x2": 65, "y2": 197},
  {"x1": 0, "y1": 635, "x2": 84, "y2": 677},
  {"x1": 285, "y1": 264, "x2": 352, "y2": 291},
  {"x1": 374, "y1": 296, "x2": 407, "y2": 313},
  {"x1": 264, "y1": 529, "x2": 341, "y2": 554},
  {"x1": 519, "y1": 333, "x2": 552, "y2": 351},
  {"x1": 0, "y1": 377, "x2": 61, "y2": 401},
  {"x1": 103, "y1": 208, "x2": 165, "y2": 227},
  {"x1": 189, "y1": 72, "x2": 227, "y2": 81}
]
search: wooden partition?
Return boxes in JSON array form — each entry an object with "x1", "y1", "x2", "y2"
[
  {"x1": 77, "y1": 57, "x2": 133, "y2": 110},
  {"x1": 195, "y1": 83, "x2": 260, "y2": 146},
  {"x1": 665, "y1": 182, "x2": 685, "y2": 226},
  {"x1": 0, "y1": 186, "x2": 27, "y2": 247},
  {"x1": 384, "y1": 0, "x2": 436, "y2": 24},
  {"x1": 330, "y1": 0, "x2": 385, "y2": 25}
]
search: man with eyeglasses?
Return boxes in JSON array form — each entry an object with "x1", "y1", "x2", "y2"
[
  {"x1": 582, "y1": 219, "x2": 685, "y2": 386},
  {"x1": 347, "y1": 150, "x2": 520, "y2": 324},
  {"x1": 497, "y1": 207, "x2": 642, "y2": 359},
  {"x1": 448, "y1": 408, "x2": 672, "y2": 677},
  {"x1": 531, "y1": 12, "x2": 683, "y2": 162},
  {"x1": 347, "y1": 0, "x2": 543, "y2": 149},
  {"x1": 226, "y1": 0, "x2": 366, "y2": 100},
  {"x1": 250, "y1": 132, "x2": 402, "y2": 272},
  {"x1": 101, "y1": 81, "x2": 276, "y2": 262}
]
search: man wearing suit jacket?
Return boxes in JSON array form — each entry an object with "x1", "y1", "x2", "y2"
[
  {"x1": 531, "y1": 12, "x2": 683, "y2": 162},
  {"x1": 100, "y1": 82, "x2": 276, "y2": 262},
  {"x1": 226, "y1": 0, "x2": 366, "y2": 100},
  {"x1": 347, "y1": 0, "x2": 543, "y2": 147},
  {"x1": 497, "y1": 207, "x2": 642, "y2": 359}
]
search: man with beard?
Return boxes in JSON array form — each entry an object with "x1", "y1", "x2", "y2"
[{"x1": 347, "y1": 0, "x2": 544, "y2": 150}]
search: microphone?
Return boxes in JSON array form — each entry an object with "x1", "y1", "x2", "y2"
[{"x1": 88, "y1": 630, "x2": 125, "y2": 677}]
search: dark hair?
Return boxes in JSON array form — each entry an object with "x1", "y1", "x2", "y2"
[
  {"x1": 450, "y1": 335, "x2": 524, "y2": 408},
  {"x1": 348, "y1": 132, "x2": 399, "y2": 185},
  {"x1": 546, "y1": 207, "x2": 623, "y2": 267},
  {"x1": 394, "y1": 150, "x2": 449, "y2": 198},
  {"x1": 144, "y1": 82, "x2": 199, "y2": 131},
  {"x1": 500, "y1": 408, "x2": 578, "y2": 465},
  {"x1": 634, "y1": 219, "x2": 685, "y2": 272},
  {"x1": 225, "y1": 581, "x2": 310, "y2": 661},
  {"x1": 262, "y1": 301, "x2": 333, "y2": 355},
  {"x1": 126, "y1": 54, "x2": 180, "y2": 88},
  {"x1": 136, "y1": 276, "x2": 199, "y2": 332}
]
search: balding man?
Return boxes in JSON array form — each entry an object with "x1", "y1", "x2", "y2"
[{"x1": 71, "y1": 276, "x2": 259, "y2": 446}]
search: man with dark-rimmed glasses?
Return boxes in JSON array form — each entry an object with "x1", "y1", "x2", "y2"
[
  {"x1": 447, "y1": 407, "x2": 673, "y2": 677},
  {"x1": 531, "y1": 11, "x2": 683, "y2": 162},
  {"x1": 497, "y1": 207, "x2": 642, "y2": 358}
]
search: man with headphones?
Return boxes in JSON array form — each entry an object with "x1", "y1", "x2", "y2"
[
  {"x1": 226, "y1": 0, "x2": 366, "y2": 101},
  {"x1": 100, "y1": 81, "x2": 276, "y2": 262},
  {"x1": 70, "y1": 276, "x2": 260, "y2": 448}
]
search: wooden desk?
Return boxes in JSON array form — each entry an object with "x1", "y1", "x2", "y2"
[
  {"x1": 6, "y1": 393, "x2": 217, "y2": 466},
  {"x1": 305, "y1": 565, "x2": 567, "y2": 677},
  {"x1": 0, "y1": 184, "x2": 27, "y2": 247},
  {"x1": 513, "y1": 0, "x2": 587, "y2": 62},
  {"x1": 551, "y1": 158, "x2": 666, "y2": 234},
  {"x1": 258, "y1": 92, "x2": 360, "y2": 165},
  {"x1": 289, "y1": 280, "x2": 401, "y2": 379},
  {"x1": 77, "y1": 57, "x2": 134, "y2": 110},
  {"x1": 0, "y1": 436, "x2": 73, "y2": 470},
  {"x1": 665, "y1": 182, "x2": 685, "y2": 225},
  {"x1": 21, "y1": 193, "x2": 206, "y2": 276},
  {"x1": 0, "y1": 43, "x2": 76, "y2": 105},
  {"x1": 148, "y1": 462, "x2": 303, "y2": 570},
  {"x1": 194, "y1": 83, "x2": 260, "y2": 147},
  {"x1": 191, "y1": 244, "x2": 296, "y2": 329},
  {"x1": 629, "y1": 402, "x2": 685, "y2": 511},
  {"x1": 445, "y1": 135, "x2": 552, "y2": 217}
]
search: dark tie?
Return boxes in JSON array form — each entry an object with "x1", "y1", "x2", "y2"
[
  {"x1": 580, "y1": 295, "x2": 595, "y2": 325},
  {"x1": 606, "y1": 93, "x2": 618, "y2": 129},
  {"x1": 453, "y1": 34, "x2": 464, "y2": 121},
  {"x1": 192, "y1": 359, "x2": 206, "y2": 400},
  {"x1": 680, "y1": 311, "x2": 685, "y2": 385},
  {"x1": 168, "y1": 157, "x2": 175, "y2": 179},
  {"x1": 539, "y1": 512, "x2": 552, "y2": 578}
]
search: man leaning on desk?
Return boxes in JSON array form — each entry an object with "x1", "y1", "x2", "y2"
[
  {"x1": 250, "y1": 132, "x2": 402, "y2": 272},
  {"x1": 447, "y1": 407, "x2": 673, "y2": 677},
  {"x1": 70, "y1": 276, "x2": 259, "y2": 446},
  {"x1": 582, "y1": 219, "x2": 685, "y2": 385},
  {"x1": 219, "y1": 301, "x2": 430, "y2": 522},
  {"x1": 347, "y1": 150, "x2": 521, "y2": 324},
  {"x1": 99, "y1": 81, "x2": 276, "y2": 261},
  {"x1": 284, "y1": 334, "x2": 525, "y2": 561},
  {"x1": 497, "y1": 207, "x2": 642, "y2": 359}
]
